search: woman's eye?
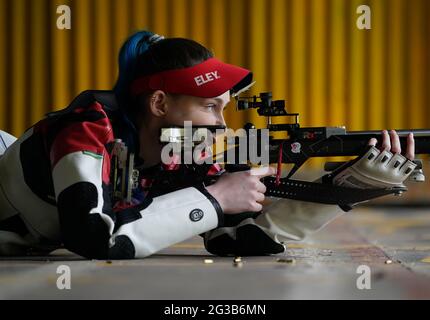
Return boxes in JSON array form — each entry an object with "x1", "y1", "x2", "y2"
[{"x1": 206, "y1": 104, "x2": 217, "y2": 109}]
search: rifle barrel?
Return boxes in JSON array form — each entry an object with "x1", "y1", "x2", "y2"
[
  {"x1": 274, "y1": 128, "x2": 430, "y2": 162},
  {"x1": 341, "y1": 129, "x2": 430, "y2": 155},
  {"x1": 347, "y1": 129, "x2": 430, "y2": 137}
]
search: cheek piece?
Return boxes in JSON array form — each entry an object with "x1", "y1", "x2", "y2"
[{"x1": 130, "y1": 58, "x2": 253, "y2": 99}]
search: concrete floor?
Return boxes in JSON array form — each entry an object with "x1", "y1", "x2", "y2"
[{"x1": 1, "y1": 206, "x2": 430, "y2": 300}]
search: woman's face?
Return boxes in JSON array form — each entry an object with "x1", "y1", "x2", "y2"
[
  {"x1": 138, "y1": 90, "x2": 230, "y2": 166},
  {"x1": 161, "y1": 90, "x2": 230, "y2": 127}
]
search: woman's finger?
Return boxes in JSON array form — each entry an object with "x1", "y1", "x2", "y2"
[
  {"x1": 381, "y1": 130, "x2": 391, "y2": 152},
  {"x1": 255, "y1": 181, "x2": 267, "y2": 194},
  {"x1": 405, "y1": 133, "x2": 415, "y2": 161},
  {"x1": 368, "y1": 138, "x2": 378, "y2": 146},
  {"x1": 390, "y1": 130, "x2": 401, "y2": 154},
  {"x1": 254, "y1": 191, "x2": 265, "y2": 203},
  {"x1": 250, "y1": 166, "x2": 277, "y2": 178}
]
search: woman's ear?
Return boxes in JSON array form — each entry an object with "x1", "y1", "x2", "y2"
[{"x1": 148, "y1": 90, "x2": 168, "y2": 117}]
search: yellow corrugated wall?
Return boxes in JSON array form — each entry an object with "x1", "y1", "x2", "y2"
[{"x1": 0, "y1": 0, "x2": 429, "y2": 137}]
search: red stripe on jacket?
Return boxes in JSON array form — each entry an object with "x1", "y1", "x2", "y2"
[{"x1": 50, "y1": 102, "x2": 114, "y2": 184}]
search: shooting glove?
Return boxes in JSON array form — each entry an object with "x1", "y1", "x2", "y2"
[{"x1": 326, "y1": 146, "x2": 417, "y2": 189}]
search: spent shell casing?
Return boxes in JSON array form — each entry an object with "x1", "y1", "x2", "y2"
[{"x1": 277, "y1": 258, "x2": 296, "y2": 264}]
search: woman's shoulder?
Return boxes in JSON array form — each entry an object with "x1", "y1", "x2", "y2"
[
  {"x1": 29, "y1": 90, "x2": 119, "y2": 159},
  {"x1": 46, "y1": 90, "x2": 119, "y2": 120}
]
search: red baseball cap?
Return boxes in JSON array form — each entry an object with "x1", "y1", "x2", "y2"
[{"x1": 130, "y1": 58, "x2": 253, "y2": 98}]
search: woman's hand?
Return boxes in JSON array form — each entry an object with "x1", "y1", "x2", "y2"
[
  {"x1": 206, "y1": 167, "x2": 276, "y2": 214},
  {"x1": 368, "y1": 130, "x2": 415, "y2": 160},
  {"x1": 331, "y1": 130, "x2": 418, "y2": 189}
]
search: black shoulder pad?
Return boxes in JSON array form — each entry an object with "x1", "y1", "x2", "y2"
[{"x1": 46, "y1": 90, "x2": 119, "y2": 118}]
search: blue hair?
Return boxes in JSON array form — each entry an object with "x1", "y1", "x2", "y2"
[
  {"x1": 112, "y1": 31, "x2": 157, "y2": 154},
  {"x1": 113, "y1": 30, "x2": 156, "y2": 105}
]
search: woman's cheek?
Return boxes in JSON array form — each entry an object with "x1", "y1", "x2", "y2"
[
  {"x1": 181, "y1": 111, "x2": 211, "y2": 124},
  {"x1": 193, "y1": 112, "x2": 219, "y2": 126},
  {"x1": 167, "y1": 107, "x2": 217, "y2": 125}
]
